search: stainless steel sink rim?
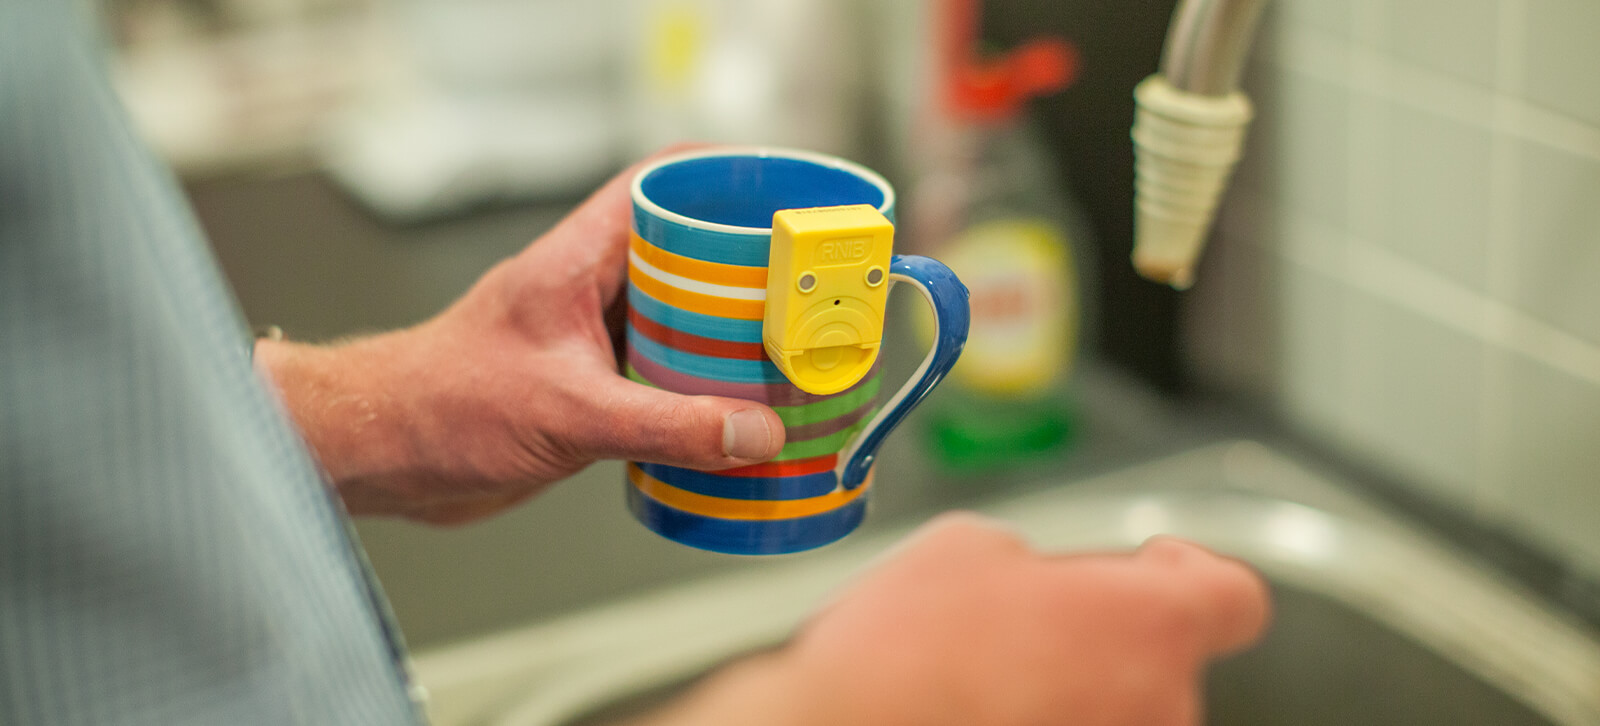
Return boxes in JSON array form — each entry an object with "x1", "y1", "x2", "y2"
[{"x1": 409, "y1": 440, "x2": 1600, "y2": 726}]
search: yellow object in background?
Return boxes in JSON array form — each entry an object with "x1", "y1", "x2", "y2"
[
  {"x1": 763, "y1": 205, "x2": 894, "y2": 395},
  {"x1": 938, "y1": 218, "x2": 1075, "y2": 395},
  {"x1": 644, "y1": 2, "x2": 703, "y2": 93}
]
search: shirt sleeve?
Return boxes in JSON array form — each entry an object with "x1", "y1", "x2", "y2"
[{"x1": 0, "y1": 3, "x2": 423, "y2": 724}]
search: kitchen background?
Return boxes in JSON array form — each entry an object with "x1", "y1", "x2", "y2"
[{"x1": 98, "y1": 0, "x2": 1599, "y2": 650}]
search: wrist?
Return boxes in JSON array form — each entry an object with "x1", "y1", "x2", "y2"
[
  {"x1": 642, "y1": 652, "x2": 833, "y2": 726},
  {"x1": 255, "y1": 333, "x2": 430, "y2": 511}
]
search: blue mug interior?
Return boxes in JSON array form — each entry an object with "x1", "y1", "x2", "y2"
[{"x1": 639, "y1": 155, "x2": 888, "y2": 228}]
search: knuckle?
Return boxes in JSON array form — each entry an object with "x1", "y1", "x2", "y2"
[
  {"x1": 628, "y1": 396, "x2": 718, "y2": 459},
  {"x1": 1140, "y1": 536, "x2": 1211, "y2": 567}
]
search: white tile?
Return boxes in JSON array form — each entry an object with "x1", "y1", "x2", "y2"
[
  {"x1": 1241, "y1": 65, "x2": 1352, "y2": 230},
  {"x1": 1340, "y1": 291, "x2": 1486, "y2": 507},
  {"x1": 1215, "y1": 173, "x2": 1278, "y2": 251},
  {"x1": 1272, "y1": 0, "x2": 1352, "y2": 40},
  {"x1": 1230, "y1": 60, "x2": 1278, "y2": 202},
  {"x1": 1185, "y1": 194, "x2": 1279, "y2": 399},
  {"x1": 1374, "y1": 0, "x2": 1499, "y2": 87},
  {"x1": 1351, "y1": 94, "x2": 1494, "y2": 291},
  {"x1": 1347, "y1": 85, "x2": 1389, "y2": 239},
  {"x1": 1523, "y1": 0, "x2": 1600, "y2": 127},
  {"x1": 1511, "y1": 140, "x2": 1600, "y2": 347},
  {"x1": 1276, "y1": 260, "x2": 1351, "y2": 445},
  {"x1": 1484, "y1": 351, "x2": 1600, "y2": 571}
]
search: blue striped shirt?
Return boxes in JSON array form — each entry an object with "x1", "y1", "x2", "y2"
[{"x1": 1, "y1": 3, "x2": 423, "y2": 723}]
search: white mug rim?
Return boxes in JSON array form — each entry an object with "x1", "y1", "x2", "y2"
[{"x1": 630, "y1": 146, "x2": 896, "y2": 235}]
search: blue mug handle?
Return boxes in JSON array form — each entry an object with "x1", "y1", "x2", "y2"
[{"x1": 836, "y1": 254, "x2": 970, "y2": 489}]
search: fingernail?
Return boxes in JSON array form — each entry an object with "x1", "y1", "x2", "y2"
[{"x1": 723, "y1": 409, "x2": 773, "y2": 459}]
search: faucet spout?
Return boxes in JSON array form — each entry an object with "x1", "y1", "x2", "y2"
[
  {"x1": 1130, "y1": 0, "x2": 1267, "y2": 289},
  {"x1": 1161, "y1": 0, "x2": 1269, "y2": 96}
]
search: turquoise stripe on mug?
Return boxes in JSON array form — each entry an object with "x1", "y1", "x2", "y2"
[
  {"x1": 636, "y1": 462, "x2": 838, "y2": 500},
  {"x1": 633, "y1": 209, "x2": 772, "y2": 266},
  {"x1": 626, "y1": 326, "x2": 788, "y2": 384},
  {"x1": 628, "y1": 281, "x2": 764, "y2": 343}
]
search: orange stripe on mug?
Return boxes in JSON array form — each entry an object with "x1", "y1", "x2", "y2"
[
  {"x1": 628, "y1": 261, "x2": 766, "y2": 320},
  {"x1": 630, "y1": 232, "x2": 768, "y2": 288},
  {"x1": 627, "y1": 463, "x2": 871, "y2": 521}
]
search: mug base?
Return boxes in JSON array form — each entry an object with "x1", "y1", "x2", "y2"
[{"x1": 626, "y1": 483, "x2": 867, "y2": 556}]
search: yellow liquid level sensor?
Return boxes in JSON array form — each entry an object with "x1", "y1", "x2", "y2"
[{"x1": 763, "y1": 205, "x2": 893, "y2": 395}]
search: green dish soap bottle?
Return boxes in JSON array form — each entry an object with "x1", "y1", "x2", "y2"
[{"x1": 905, "y1": 0, "x2": 1093, "y2": 473}]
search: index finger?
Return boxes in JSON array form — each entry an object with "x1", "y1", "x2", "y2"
[{"x1": 1136, "y1": 536, "x2": 1273, "y2": 656}]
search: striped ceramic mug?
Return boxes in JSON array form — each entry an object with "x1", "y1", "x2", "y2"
[{"x1": 625, "y1": 147, "x2": 969, "y2": 555}]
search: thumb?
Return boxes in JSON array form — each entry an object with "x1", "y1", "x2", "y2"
[{"x1": 569, "y1": 375, "x2": 787, "y2": 470}]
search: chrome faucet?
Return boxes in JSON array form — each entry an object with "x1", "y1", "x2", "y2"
[
  {"x1": 1130, "y1": 0, "x2": 1268, "y2": 288},
  {"x1": 1160, "y1": 0, "x2": 1269, "y2": 95}
]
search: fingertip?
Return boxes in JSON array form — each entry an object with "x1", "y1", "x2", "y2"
[
  {"x1": 1139, "y1": 537, "x2": 1272, "y2": 655},
  {"x1": 1137, "y1": 535, "x2": 1210, "y2": 567},
  {"x1": 1211, "y1": 557, "x2": 1273, "y2": 653}
]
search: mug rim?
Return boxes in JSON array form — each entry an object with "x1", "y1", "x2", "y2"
[{"x1": 630, "y1": 146, "x2": 896, "y2": 235}]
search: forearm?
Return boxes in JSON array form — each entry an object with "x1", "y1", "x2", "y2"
[
  {"x1": 627, "y1": 653, "x2": 829, "y2": 726},
  {"x1": 254, "y1": 333, "x2": 433, "y2": 512},
  {"x1": 235, "y1": 148, "x2": 788, "y2": 526}
]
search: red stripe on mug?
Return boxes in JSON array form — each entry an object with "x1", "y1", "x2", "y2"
[
  {"x1": 628, "y1": 307, "x2": 768, "y2": 361},
  {"x1": 717, "y1": 454, "x2": 839, "y2": 478}
]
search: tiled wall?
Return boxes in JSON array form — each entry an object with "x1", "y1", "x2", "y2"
[{"x1": 1184, "y1": 0, "x2": 1600, "y2": 578}]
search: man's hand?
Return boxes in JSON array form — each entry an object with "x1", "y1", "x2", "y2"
[
  {"x1": 255, "y1": 150, "x2": 786, "y2": 524},
  {"x1": 641, "y1": 514, "x2": 1272, "y2": 726}
]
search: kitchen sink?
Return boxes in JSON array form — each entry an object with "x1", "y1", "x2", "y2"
[
  {"x1": 411, "y1": 441, "x2": 1600, "y2": 726},
  {"x1": 1206, "y1": 586, "x2": 1557, "y2": 725}
]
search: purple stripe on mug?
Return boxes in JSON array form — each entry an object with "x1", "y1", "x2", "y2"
[
  {"x1": 783, "y1": 398, "x2": 876, "y2": 442},
  {"x1": 627, "y1": 147, "x2": 969, "y2": 555}
]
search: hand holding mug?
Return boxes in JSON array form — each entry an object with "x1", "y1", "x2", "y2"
[{"x1": 256, "y1": 147, "x2": 790, "y2": 524}]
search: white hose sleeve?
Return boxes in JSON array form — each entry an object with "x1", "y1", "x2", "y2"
[{"x1": 1130, "y1": 74, "x2": 1253, "y2": 289}]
